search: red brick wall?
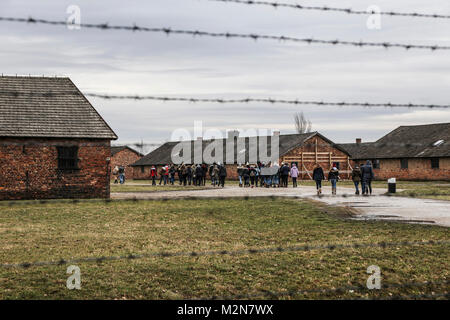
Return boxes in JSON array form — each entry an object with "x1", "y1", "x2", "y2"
[
  {"x1": 351, "y1": 158, "x2": 450, "y2": 181},
  {"x1": 110, "y1": 148, "x2": 142, "y2": 180},
  {"x1": 0, "y1": 138, "x2": 111, "y2": 200}
]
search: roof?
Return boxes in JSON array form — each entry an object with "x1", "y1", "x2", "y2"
[
  {"x1": 111, "y1": 146, "x2": 143, "y2": 157},
  {"x1": 339, "y1": 123, "x2": 450, "y2": 159},
  {"x1": 0, "y1": 76, "x2": 117, "y2": 139},
  {"x1": 132, "y1": 132, "x2": 348, "y2": 166}
]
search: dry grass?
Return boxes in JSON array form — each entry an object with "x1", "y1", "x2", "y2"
[{"x1": 0, "y1": 198, "x2": 448, "y2": 299}]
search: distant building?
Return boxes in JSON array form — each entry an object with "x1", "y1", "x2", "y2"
[
  {"x1": 0, "y1": 76, "x2": 118, "y2": 200},
  {"x1": 339, "y1": 123, "x2": 450, "y2": 181},
  {"x1": 131, "y1": 131, "x2": 351, "y2": 180},
  {"x1": 110, "y1": 146, "x2": 143, "y2": 180}
]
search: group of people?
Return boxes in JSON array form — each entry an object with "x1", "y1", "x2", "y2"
[
  {"x1": 150, "y1": 163, "x2": 228, "y2": 187},
  {"x1": 112, "y1": 166, "x2": 126, "y2": 184},
  {"x1": 132, "y1": 160, "x2": 376, "y2": 196},
  {"x1": 311, "y1": 160, "x2": 375, "y2": 196}
]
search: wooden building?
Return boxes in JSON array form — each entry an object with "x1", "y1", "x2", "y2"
[
  {"x1": 131, "y1": 131, "x2": 351, "y2": 180},
  {"x1": 0, "y1": 76, "x2": 118, "y2": 200}
]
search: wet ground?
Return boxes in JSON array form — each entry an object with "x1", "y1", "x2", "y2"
[{"x1": 111, "y1": 185, "x2": 450, "y2": 227}]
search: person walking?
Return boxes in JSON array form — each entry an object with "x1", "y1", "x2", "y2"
[
  {"x1": 290, "y1": 163, "x2": 299, "y2": 188},
  {"x1": 201, "y1": 163, "x2": 208, "y2": 186},
  {"x1": 243, "y1": 164, "x2": 250, "y2": 187},
  {"x1": 237, "y1": 164, "x2": 244, "y2": 187},
  {"x1": 280, "y1": 163, "x2": 290, "y2": 187},
  {"x1": 361, "y1": 160, "x2": 374, "y2": 195},
  {"x1": 249, "y1": 165, "x2": 257, "y2": 188},
  {"x1": 163, "y1": 164, "x2": 169, "y2": 185},
  {"x1": 112, "y1": 165, "x2": 119, "y2": 184},
  {"x1": 195, "y1": 164, "x2": 203, "y2": 186},
  {"x1": 218, "y1": 163, "x2": 227, "y2": 187},
  {"x1": 212, "y1": 163, "x2": 219, "y2": 187},
  {"x1": 118, "y1": 166, "x2": 125, "y2": 184},
  {"x1": 313, "y1": 164, "x2": 325, "y2": 195},
  {"x1": 150, "y1": 165, "x2": 157, "y2": 186},
  {"x1": 328, "y1": 166, "x2": 340, "y2": 195},
  {"x1": 158, "y1": 166, "x2": 165, "y2": 185},
  {"x1": 169, "y1": 165, "x2": 176, "y2": 185},
  {"x1": 351, "y1": 165, "x2": 362, "y2": 195}
]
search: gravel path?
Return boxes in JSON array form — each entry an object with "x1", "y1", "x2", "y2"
[{"x1": 111, "y1": 185, "x2": 450, "y2": 227}]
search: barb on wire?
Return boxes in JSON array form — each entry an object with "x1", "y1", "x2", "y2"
[
  {"x1": 0, "y1": 16, "x2": 449, "y2": 51},
  {"x1": 199, "y1": 279, "x2": 450, "y2": 300},
  {"x1": 85, "y1": 93, "x2": 450, "y2": 108},
  {"x1": 2, "y1": 90, "x2": 447, "y2": 108},
  {"x1": 208, "y1": 0, "x2": 450, "y2": 20},
  {"x1": 1, "y1": 239, "x2": 448, "y2": 269}
]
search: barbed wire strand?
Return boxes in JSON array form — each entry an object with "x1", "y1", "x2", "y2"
[
  {"x1": 198, "y1": 279, "x2": 450, "y2": 300},
  {"x1": 1, "y1": 239, "x2": 448, "y2": 269},
  {"x1": 1, "y1": 90, "x2": 448, "y2": 108},
  {"x1": 208, "y1": 0, "x2": 450, "y2": 20},
  {"x1": 0, "y1": 16, "x2": 449, "y2": 51}
]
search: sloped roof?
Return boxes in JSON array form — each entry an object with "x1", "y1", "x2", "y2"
[
  {"x1": 0, "y1": 76, "x2": 117, "y2": 139},
  {"x1": 111, "y1": 146, "x2": 143, "y2": 157},
  {"x1": 339, "y1": 123, "x2": 450, "y2": 159},
  {"x1": 132, "y1": 132, "x2": 347, "y2": 166}
]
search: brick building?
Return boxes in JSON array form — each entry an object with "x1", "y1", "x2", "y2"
[
  {"x1": 110, "y1": 146, "x2": 143, "y2": 180},
  {"x1": 339, "y1": 123, "x2": 450, "y2": 181},
  {"x1": 131, "y1": 131, "x2": 351, "y2": 180},
  {"x1": 0, "y1": 76, "x2": 118, "y2": 200}
]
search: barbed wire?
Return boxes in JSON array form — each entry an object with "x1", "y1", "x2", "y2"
[
  {"x1": 1, "y1": 16, "x2": 449, "y2": 51},
  {"x1": 198, "y1": 279, "x2": 450, "y2": 300},
  {"x1": 1, "y1": 239, "x2": 448, "y2": 269},
  {"x1": 208, "y1": 0, "x2": 450, "y2": 20},
  {"x1": 2, "y1": 90, "x2": 448, "y2": 108}
]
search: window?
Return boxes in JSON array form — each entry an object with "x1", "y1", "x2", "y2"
[
  {"x1": 372, "y1": 159, "x2": 380, "y2": 169},
  {"x1": 141, "y1": 166, "x2": 145, "y2": 173},
  {"x1": 400, "y1": 158, "x2": 408, "y2": 169},
  {"x1": 57, "y1": 146, "x2": 79, "y2": 170},
  {"x1": 431, "y1": 158, "x2": 439, "y2": 169}
]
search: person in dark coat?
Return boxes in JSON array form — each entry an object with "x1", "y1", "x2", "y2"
[
  {"x1": 186, "y1": 165, "x2": 193, "y2": 185},
  {"x1": 351, "y1": 165, "x2": 362, "y2": 195},
  {"x1": 201, "y1": 163, "x2": 208, "y2": 186},
  {"x1": 218, "y1": 163, "x2": 227, "y2": 187},
  {"x1": 242, "y1": 165, "x2": 250, "y2": 187},
  {"x1": 280, "y1": 163, "x2": 290, "y2": 188},
  {"x1": 195, "y1": 164, "x2": 203, "y2": 186},
  {"x1": 312, "y1": 164, "x2": 325, "y2": 195},
  {"x1": 328, "y1": 166, "x2": 340, "y2": 195},
  {"x1": 361, "y1": 160, "x2": 375, "y2": 195}
]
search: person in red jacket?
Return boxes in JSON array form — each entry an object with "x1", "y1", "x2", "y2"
[{"x1": 150, "y1": 166, "x2": 157, "y2": 185}]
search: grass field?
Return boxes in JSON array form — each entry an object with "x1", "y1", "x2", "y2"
[{"x1": 0, "y1": 198, "x2": 448, "y2": 300}]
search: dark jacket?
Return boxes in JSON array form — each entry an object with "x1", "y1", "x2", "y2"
[
  {"x1": 328, "y1": 169, "x2": 339, "y2": 181},
  {"x1": 219, "y1": 165, "x2": 227, "y2": 177},
  {"x1": 242, "y1": 167, "x2": 250, "y2": 178},
  {"x1": 351, "y1": 168, "x2": 362, "y2": 182},
  {"x1": 361, "y1": 162, "x2": 374, "y2": 180},
  {"x1": 280, "y1": 164, "x2": 290, "y2": 176},
  {"x1": 195, "y1": 166, "x2": 203, "y2": 177},
  {"x1": 313, "y1": 167, "x2": 325, "y2": 181}
]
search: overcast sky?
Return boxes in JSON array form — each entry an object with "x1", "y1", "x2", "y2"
[{"x1": 1, "y1": 0, "x2": 449, "y2": 151}]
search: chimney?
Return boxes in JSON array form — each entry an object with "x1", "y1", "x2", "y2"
[
  {"x1": 356, "y1": 138, "x2": 362, "y2": 144},
  {"x1": 227, "y1": 130, "x2": 240, "y2": 140}
]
